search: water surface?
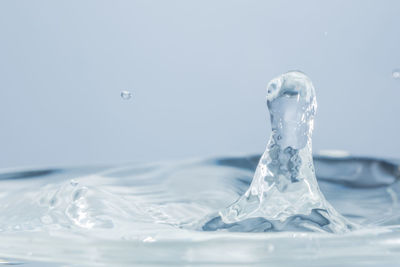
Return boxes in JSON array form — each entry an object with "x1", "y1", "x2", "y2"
[{"x1": 0, "y1": 154, "x2": 399, "y2": 266}]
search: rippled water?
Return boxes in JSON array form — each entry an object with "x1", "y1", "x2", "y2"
[{"x1": 0, "y1": 154, "x2": 399, "y2": 266}]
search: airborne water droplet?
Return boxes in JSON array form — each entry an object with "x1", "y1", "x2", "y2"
[
  {"x1": 392, "y1": 69, "x2": 400, "y2": 79},
  {"x1": 121, "y1": 90, "x2": 132, "y2": 100}
]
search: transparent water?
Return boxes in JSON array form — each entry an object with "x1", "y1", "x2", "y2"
[
  {"x1": 1, "y1": 72, "x2": 399, "y2": 266},
  {"x1": 0, "y1": 155, "x2": 399, "y2": 266},
  {"x1": 201, "y1": 71, "x2": 353, "y2": 233},
  {"x1": 392, "y1": 69, "x2": 400, "y2": 79},
  {"x1": 120, "y1": 90, "x2": 133, "y2": 100}
]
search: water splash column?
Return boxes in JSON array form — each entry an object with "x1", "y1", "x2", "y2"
[{"x1": 211, "y1": 71, "x2": 353, "y2": 233}]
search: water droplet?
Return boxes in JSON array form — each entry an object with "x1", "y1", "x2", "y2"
[
  {"x1": 70, "y1": 179, "x2": 78, "y2": 187},
  {"x1": 392, "y1": 69, "x2": 400, "y2": 79},
  {"x1": 121, "y1": 90, "x2": 132, "y2": 100}
]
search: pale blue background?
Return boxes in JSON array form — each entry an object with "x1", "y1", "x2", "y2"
[{"x1": 0, "y1": 0, "x2": 399, "y2": 168}]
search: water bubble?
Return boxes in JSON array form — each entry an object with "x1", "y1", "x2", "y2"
[
  {"x1": 324, "y1": 31, "x2": 328, "y2": 36},
  {"x1": 392, "y1": 69, "x2": 400, "y2": 79},
  {"x1": 70, "y1": 179, "x2": 78, "y2": 187},
  {"x1": 121, "y1": 90, "x2": 132, "y2": 100}
]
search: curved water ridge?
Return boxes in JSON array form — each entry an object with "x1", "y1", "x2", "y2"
[
  {"x1": 1, "y1": 156, "x2": 399, "y2": 235},
  {"x1": 203, "y1": 72, "x2": 354, "y2": 233}
]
